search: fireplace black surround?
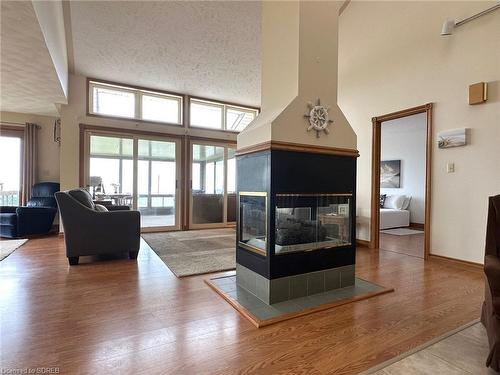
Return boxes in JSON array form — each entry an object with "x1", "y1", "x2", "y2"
[{"x1": 235, "y1": 148, "x2": 357, "y2": 304}]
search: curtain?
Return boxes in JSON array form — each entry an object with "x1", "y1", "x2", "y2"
[{"x1": 21, "y1": 123, "x2": 37, "y2": 205}]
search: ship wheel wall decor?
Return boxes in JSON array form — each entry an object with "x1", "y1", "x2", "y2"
[{"x1": 303, "y1": 98, "x2": 333, "y2": 138}]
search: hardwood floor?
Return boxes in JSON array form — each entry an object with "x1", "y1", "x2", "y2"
[
  {"x1": 379, "y1": 232, "x2": 424, "y2": 258},
  {"x1": 0, "y1": 235, "x2": 484, "y2": 374}
]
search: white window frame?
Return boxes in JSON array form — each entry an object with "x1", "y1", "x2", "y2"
[
  {"x1": 89, "y1": 81, "x2": 183, "y2": 126},
  {"x1": 139, "y1": 91, "x2": 183, "y2": 125},
  {"x1": 189, "y1": 98, "x2": 258, "y2": 133},
  {"x1": 225, "y1": 105, "x2": 259, "y2": 132}
]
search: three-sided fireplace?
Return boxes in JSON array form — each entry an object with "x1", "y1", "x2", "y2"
[{"x1": 236, "y1": 147, "x2": 357, "y2": 304}]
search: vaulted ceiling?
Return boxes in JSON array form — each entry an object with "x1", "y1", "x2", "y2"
[
  {"x1": 69, "y1": 1, "x2": 262, "y2": 107},
  {"x1": 0, "y1": 1, "x2": 67, "y2": 116},
  {"x1": 1, "y1": 1, "x2": 262, "y2": 117}
]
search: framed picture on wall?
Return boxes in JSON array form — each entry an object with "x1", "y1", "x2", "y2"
[{"x1": 380, "y1": 160, "x2": 401, "y2": 188}]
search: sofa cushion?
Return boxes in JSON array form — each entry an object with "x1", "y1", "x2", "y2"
[
  {"x1": 0, "y1": 213, "x2": 17, "y2": 226},
  {"x1": 68, "y1": 189, "x2": 95, "y2": 209}
]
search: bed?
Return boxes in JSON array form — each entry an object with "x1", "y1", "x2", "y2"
[{"x1": 379, "y1": 208, "x2": 410, "y2": 229}]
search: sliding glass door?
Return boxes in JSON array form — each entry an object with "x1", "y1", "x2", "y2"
[
  {"x1": 86, "y1": 132, "x2": 180, "y2": 231},
  {"x1": 189, "y1": 142, "x2": 236, "y2": 228},
  {"x1": 137, "y1": 139, "x2": 177, "y2": 228}
]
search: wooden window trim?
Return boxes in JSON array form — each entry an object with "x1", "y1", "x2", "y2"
[{"x1": 86, "y1": 78, "x2": 260, "y2": 134}]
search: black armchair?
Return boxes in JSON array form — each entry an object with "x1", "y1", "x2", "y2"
[
  {"x1": 0, "y1": 182, "x2": 59, "y2": 238},
  {"x1": 55, "y1": 188, "x2": 140, "y2": 265}
]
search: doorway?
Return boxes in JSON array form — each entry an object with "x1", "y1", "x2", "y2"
[{"x1": 371, "y1": 104, "x2": 433, "y2": 258}]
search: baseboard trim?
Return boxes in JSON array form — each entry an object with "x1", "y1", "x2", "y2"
[
  {"x1": 409, "y1": 222, "x2": 425, "y2": 230},
  {"x1": 356, "y1": 239, "x2": 370, "y2": 248},
  {"x1": 429, "y1": 254, "x2": 483, "y2": 270}
]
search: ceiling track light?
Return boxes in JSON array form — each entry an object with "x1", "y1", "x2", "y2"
[{"x1": 441, "y1": 2, "x2": 500, "y2": 36}]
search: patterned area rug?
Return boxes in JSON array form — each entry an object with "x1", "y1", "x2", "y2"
[
  {"x1": 0, "y1": 239, "x2": 28, "y2": 261},
  {"x1": 142, "y1": 228, "x2": 236, "y2": 277}
]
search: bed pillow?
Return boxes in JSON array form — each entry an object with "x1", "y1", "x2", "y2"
[
  {"x1": 383, "y1": 195, "x2": 406, "y2": 210},
  {"x1": 380, "y1": 194, "x2": 387, "y2": 208},
  {"x1": 402, "y1": 196, "x2": 412, "y2": 210}
]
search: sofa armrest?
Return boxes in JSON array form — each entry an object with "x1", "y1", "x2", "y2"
[
  {"x1": 485, "y1": 254, "x2": 500, "y2": 315},
  {"x1": 63, "y1": 210, "x2": 141, "y2": 257},
  {"x1": 106, "y1": 205, "x2": 131, "y2": 211},
  {"x1": 16, "y1": 207, "x2": 57, "y2": 236},
  {"x1": 0, "y1": 206, "x2": 18, "y2": 213},
  {"x1": 91, "y1": 210, "x2": 140, "y2": 232}
]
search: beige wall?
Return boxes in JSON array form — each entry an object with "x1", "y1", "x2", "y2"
[
  {"x1": 339, "y1": 1, "x2": 500, "y2": 263},
  {"x1": 239, "y1": 1, "x2": 356, "y2": 151},
  {"x1": 59, "y1": 74, "x2": 238, "y2": 191},
  {"x1": 0, "y1": 111, "x2": 60, "y2": 183}
]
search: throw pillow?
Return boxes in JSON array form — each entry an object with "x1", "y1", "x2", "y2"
[
  {"x1": 380, "y1": 194, "x2": 387, "y2": 208},
  {"x1": 383, "y1": 195, "x2": 406, "y2": 210},
  {"x1": 94, "y1": 204, "x2": 109, "y2": 212},
  {"x1": 68, "y1": 188, "x2": 95, "y2": 209},
  {"x1": 402, "y1": 196, "x2": 412, "y2": 210}
]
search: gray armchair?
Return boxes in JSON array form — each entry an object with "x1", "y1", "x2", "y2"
[{"x1": 55, "y1": 189, "x2": 140, "y2": 265}]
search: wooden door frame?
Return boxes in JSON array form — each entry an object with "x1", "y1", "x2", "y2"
[
  {"x1": 187, "y1": 138, "x2": 237, "y2": 230},
  {"x1": 370, "y1": 103, "x2": 433, "y2": 259}
]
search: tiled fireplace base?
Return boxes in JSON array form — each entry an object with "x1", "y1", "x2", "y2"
[
  {"x1": 206, "y1": 274, "x2": 393, "y2": 327},
  {"x1": 236, "y1": 264, "x2": 355, "y2": 304}
]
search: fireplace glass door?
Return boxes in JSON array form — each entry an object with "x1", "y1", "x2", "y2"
[
  {"x1": 274, "y1": 194, "x2": 352, "y2": 254},
  {"x1": 238, "y1": 192, "x2": 267, "y2": 255}
]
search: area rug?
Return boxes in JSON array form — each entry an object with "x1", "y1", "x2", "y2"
[
  {"x1": 0, "y1": 239, "x2": 28, "y2": 261},
  {"x1": 142, "y1": 228, "x2": 235, "y2": 277},
  {"x1": 380, "y1": 228, "x2": 424, "y2": 236}
]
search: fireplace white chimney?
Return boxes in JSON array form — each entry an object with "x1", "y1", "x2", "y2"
[{"x1": 238, "y1": 1, "x2": 356, "y2": 152}]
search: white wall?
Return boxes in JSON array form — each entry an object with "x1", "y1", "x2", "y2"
[
  {"x1": 339, "y1": 1, "x2": 500, "y2": 263},
  {"x1": 380, "y1": 113, "x2": 426, "y2": 224}
]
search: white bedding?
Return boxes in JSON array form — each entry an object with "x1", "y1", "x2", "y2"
[{"x1": 380, "y1": 208, "x2": 410, "y2": 229}]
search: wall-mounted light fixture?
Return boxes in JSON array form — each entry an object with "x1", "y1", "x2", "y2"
[{"x1": 441, "y1": 2, "x2": 500, "y2": 36}]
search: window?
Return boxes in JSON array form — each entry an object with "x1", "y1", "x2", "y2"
[
  {"x1": 91, "y1": 85, "x2": 136, "y2": 118},
  {"x1": 89, "y1": 135, "x2": 133, "y2": 197},
  {"x1": 226, "y1": 107, "x2": 257, "y2": 132},
  {"x1": 190, "y1": 100, "x2": 224, "y2": 130},
  {"x1": 89, "y1": 79, "x2": 259, "y2": 131},
  {"x1": 89, "y1": 81, "x2": 183, "y2": 125},
  {"x1": 0, "y1": 135, "x2": 22, "y2": 206},
  {"x1": 141, "y1": 93, "x2": 181, "y2": 124},
  {"x1": 190, "y1": 98, "x2": 258, "y2": 132}
]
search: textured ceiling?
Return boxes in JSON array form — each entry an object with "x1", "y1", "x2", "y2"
[
  {"x1": 0, "y1": 1, "x2": 67, "y2": 116},
  {"x1": 70, "y1": 1, "x2": 262, "y2": 107}
]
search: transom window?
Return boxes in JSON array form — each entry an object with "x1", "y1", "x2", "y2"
[
  {"x1": 89, "y1": 81, "x2": 182, "y2": 125},
  {"x1": 88, "y1": 79, "x2": 259, "y2": 132},
  {"x1": 189, "y1": 98, "x2": 258, "y2": 132}
]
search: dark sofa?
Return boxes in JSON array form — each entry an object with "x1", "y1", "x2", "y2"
[
  {"x1": 0, "y1": 182, "x2": 59, "y2": 238},
  {"x1": 55, "y1": 188, "x2": 140, "y2": 265},
  {"x1": 482, "y1": 195, "x2": 500, "y2": 371}
]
